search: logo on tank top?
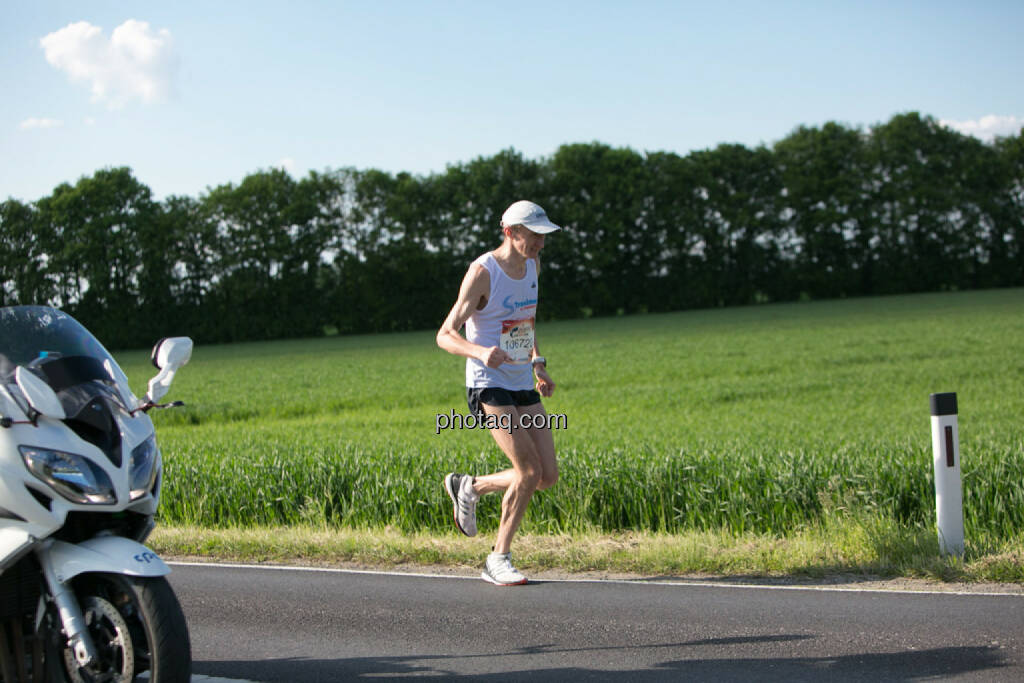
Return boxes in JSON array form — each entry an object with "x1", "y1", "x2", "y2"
[{"x1": 501, "y1": 294, "x2": 538, "y2": 316}]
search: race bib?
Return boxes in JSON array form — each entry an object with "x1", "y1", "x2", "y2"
[{"x1": 500, "y1": 317, "x2": 535, "y2": 364}]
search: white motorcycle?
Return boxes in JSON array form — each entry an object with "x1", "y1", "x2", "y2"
[{"x1": 0, "y1": 306, "x2": 192, "y2": 682}]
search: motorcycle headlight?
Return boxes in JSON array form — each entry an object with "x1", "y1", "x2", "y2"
[
  {"x1": 129, "y1": 434, "x2": 161, "y2": 500},
  {"x1": 20, "y1": 446, "x2": 117, "y2": 505}
]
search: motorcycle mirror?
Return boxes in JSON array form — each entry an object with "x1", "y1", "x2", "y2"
[
  {"x1": 15, "y1": 366, "x2": 66, "y2": 420},
  {"x1": 151, "y1": 337, "x2": 193, "y2": 371},
  {"x1": 145, "y1": 337, "x2": 193, "y2": 405}
]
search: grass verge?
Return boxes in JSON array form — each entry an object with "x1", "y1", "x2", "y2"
[{"x1": 150, "y1": 521, "x2": 1024, "y2": 585}]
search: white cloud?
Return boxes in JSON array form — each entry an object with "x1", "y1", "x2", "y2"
[
  {"x1": 40, "y1": 19, "x2": 178, "y2": 108},
  {"x1": 20, "y1": 117, "x2": 64, "y2": 130},
  {"x1": 940, "y1": 115, "x2": 1023, "y2": 142},
  {"x1": 277, "y1": 158, "x2": 297, "y2": 174}
]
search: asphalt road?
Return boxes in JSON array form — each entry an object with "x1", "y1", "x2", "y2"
[{"x1": 168, "y1": 562, "x2": 1024, "y2": 682}]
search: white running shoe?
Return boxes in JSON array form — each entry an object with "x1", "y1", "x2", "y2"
[
  {"x1": 481, "y1": 552, "x2": 528, "y2": 586},
  {"x1": 443, "y1": 473, "x2": 478, "y2": 537}
]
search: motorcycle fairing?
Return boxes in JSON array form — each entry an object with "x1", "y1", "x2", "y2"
[{"x1": 43, "y1": 536, "x2": 170, "y2": 582}]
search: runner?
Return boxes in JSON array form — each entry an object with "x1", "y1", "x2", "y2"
[{"x1": 436, "y1": 199, "x2": 561, "y2": 586}]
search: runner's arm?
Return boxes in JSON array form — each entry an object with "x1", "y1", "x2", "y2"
[
  {"x1": 532, "y1": 338, "x2": 555, "y2": 397},
  {"x1": 436, "y1": 264, "x2": 512, "y2": 368},
  {"x1": 528, "y1": 255, "x2": 555, "y2": 395}
]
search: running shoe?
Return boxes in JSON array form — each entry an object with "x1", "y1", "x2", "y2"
[
  {"x1": 481, "y1": 552, "x2": 528, "y2": 586},
  {"x1": 443, "y1": 472, "x2": 478, "y2": 537}
]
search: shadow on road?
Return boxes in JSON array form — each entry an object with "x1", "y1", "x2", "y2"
[{"x1": 195, "y1": 640, "x2": 1009, "y2": 682}]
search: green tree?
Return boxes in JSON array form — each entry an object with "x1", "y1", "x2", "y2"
[
  {"x1": 33, "y1": 168, "x2": 158, "y2": 345},
  {"x1": 0, "y1": 199, "x2": 53, "y2": 305},
  {"x1": 992, "y1": 129, "x2": 1024, "y2": 285},
  {"x1": 775, "y1": 122, "x2": 871, "y2": 298},
  {"x1": 687, "y1": 144, "x2": 785, "y2": 306},
  {"x1": 201, "y1": 168, "x2": 345, "y2": 340},
  {"x1": 643, "y1": 151, "x2": 711, "y2": 310},
  {"x1": 545, "y1": 143, "x2": 651, "y2": 317},
  {"x1": 866, "y1": 113, "x2": 984, "y2": 293}
]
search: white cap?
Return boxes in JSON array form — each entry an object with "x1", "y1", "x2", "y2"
[{"x1": 500, "y1": 200, "x2": 561, "y2": 234}]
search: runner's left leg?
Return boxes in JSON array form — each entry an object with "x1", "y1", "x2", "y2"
[
  {"x1": 517, "y1": 401, "x2": 557, "y2": 491},
  {"x1": 473, "y1": 403, "x2": 541, "y2": 554},
  {"x1": 471, "y1": 401, "x2": 557, "y2": 553}
]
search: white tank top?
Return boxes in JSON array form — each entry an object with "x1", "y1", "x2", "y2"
[{"x1": 465, "y1": 252, "x2": 539, "y2": 390}]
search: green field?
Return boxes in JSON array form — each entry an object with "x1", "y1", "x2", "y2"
[{"x1": 117, "y1": 289, "x2": 1024, "y2": 580}]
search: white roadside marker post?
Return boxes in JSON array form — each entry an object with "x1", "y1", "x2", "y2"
[{"x1": 930, "y1": 392, "x2": 964, "y2": 556}]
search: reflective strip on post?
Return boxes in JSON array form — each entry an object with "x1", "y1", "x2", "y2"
[{"x1": 930, "y1": 392, "x2": 964, "y2": 556}]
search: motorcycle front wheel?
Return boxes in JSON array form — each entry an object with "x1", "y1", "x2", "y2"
[{"x1": 61, "y1": 574, "x2": 191, "y2": 683}]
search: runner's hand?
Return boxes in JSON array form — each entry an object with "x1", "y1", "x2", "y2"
[
  {"x1": 479, "y1": 346, "x2": 513, "y2": 368},
  {"x1": 535, "y1": 367, "x2": 555, "y2": 397}
]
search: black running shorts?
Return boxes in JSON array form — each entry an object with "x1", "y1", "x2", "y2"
[{"x1": 466, "y1": 387, "x2": 541, "y2": 419}]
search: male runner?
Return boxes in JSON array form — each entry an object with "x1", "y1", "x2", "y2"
[{"x1": 437, "y1": 199, "x2": 560, "y2": 586}]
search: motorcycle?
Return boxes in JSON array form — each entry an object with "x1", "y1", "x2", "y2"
[{"x1": 0, "y1": 305, "x2": 192, "y2": 682}]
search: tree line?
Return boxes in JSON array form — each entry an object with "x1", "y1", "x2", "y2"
[{"x1": 2, "y1": 112, "x2": 1022, "y2": 349}]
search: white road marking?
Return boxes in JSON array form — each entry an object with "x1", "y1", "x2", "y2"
[{"x1": 168, "y1": 560, "x2": 1024, "y2": 597}]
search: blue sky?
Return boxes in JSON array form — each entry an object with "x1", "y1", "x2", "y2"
[{"x1": 3, "y1": 1, "x2": 1023, "y2": 203}]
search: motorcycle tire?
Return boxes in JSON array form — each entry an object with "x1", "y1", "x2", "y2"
[{"x1": 60, "y1": 574, "x2": 191, "y2": 683}]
